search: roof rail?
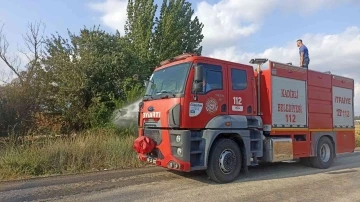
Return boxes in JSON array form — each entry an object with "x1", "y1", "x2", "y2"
[{"x1": 159, "y1": 53, "x2": 199, "y2": 66}]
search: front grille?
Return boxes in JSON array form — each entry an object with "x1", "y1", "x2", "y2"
[
  {"x1": 144, "y1": 122, "x2": 157, "y2": 128},
  {"x1": 144, "y1": 129, "x2": 162, "y2": 145}
]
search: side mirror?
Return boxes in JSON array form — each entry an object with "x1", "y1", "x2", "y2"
[
  {"x1": 192, "y1": 65, "x2": 203, "y2": 93},
  {"x1": 194, "y1": 65, "x2": 203, "y2": 82},
  {"x1": 192, "y1": 82, "x2": 203, "y2": 93}
]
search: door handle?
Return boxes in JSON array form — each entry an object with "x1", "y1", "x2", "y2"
[
  {"x1": 221, "y1": 104, "x2": 226, "y2": 112},
  {"x1": 247, "y1": 106, "x2": 252, "y2": 113}
]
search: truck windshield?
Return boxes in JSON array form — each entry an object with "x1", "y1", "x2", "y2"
[{"x1": 144, "y1": 62, "x2": 191, "y2": 100}]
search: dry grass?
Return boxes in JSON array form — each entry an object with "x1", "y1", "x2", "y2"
[
  {"x1": 356, "y1": 125, "x2": 360, "y2": 147},
  {"x1": 1, "y1": 124, "x2": 359, "y2": 182},
  {"x1": 0, "y1": 127, "x2": 146, "y2": 181}
]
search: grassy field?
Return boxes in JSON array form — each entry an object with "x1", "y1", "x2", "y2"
[
  {"x1": 0, "y1": 127, "x2": 147, "y2": 181},
  {"x1": 0, "y1": 125, "x2": 359, "y2": 182},
  {"x1": 356, "y1": 125, "x2": 360, "y2": 147}
]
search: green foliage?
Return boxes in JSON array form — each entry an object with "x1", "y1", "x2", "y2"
[
  {"x1": 152, "y1": 0, "x2": 204, "y2": 61},
  {"x1": 0, "y1": 77, "x2": 40, "y2": 136},
  {"x1": 0, "y1": 0, "x2": 203, "y2": 136},
  {"x1": 125, "y1": 0, "x2": 204, "y2": 72},
  {"x1": 41, "y1": 26, "x2": 145, "y2": 130},
  {"x1": 125, "y1": 0, "x2": 157, "y2": 61}
]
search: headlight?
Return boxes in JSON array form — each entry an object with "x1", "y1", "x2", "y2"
[
  {"x1": 176, "y1": 135, "x2": 181, "y2": 143},
  {"x1": 177, "y1": 148, "x2": 182, "y2": 156}
]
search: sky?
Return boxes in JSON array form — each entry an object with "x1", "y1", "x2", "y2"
[{"x1": 1, "y1": 0, "x2": 360, "y2": 114}]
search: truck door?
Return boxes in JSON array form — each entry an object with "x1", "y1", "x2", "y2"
[
  {"x1": 227, "y1": 65, "x2": 255, "y2": 116},
  {"x1": 186, "y1": 61, "x2": 228, "y2": 128}
]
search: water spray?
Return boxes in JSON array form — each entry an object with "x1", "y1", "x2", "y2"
[{"x1": 112, "y1": 99, "x2": 141, "y2": 128}]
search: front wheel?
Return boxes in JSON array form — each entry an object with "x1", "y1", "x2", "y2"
[
  {"x1": 206, "y1": 138, "x2": 242, "y2": 183},
  {"x1": 309, "y1": 136, "x2": 335, "y2": 169}
]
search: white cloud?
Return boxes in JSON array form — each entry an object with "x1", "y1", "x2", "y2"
[
  {"x1": 209, "y1": 26, "x2": 360, "y2": 114},
  {"x1": 88, "y1": 0, "x2": 128, "y2": 35},
  {"x1": 194, "y1": 0, "x2": 275, "y2": 50},
  {"x1": 89, "y1": 0, "x2": 358, "y2": 50},
  {"x1": 194, "y1": 0, "x2": 359, "y2": 52},
  {"x1": 89, "y1": 0, "x2": 359, "y2": 48}
]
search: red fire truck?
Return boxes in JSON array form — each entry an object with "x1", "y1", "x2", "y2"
[{"x1": 133, "y1": 53, "x2": 356, "y2": 183}]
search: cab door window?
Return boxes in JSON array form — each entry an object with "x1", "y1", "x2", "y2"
[
  {"x1": 231, "y1": 69, "x2": 247, "y2": 90},
  {"x1": 198, "y1": 63, "x2": 223, "y2": 94}
]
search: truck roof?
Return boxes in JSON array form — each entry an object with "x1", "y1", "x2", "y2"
[
  {"x1": 155, "y1": 53, "x2": 254, "y2": 71},
  {"x1": 156, "y1": 53, "x2": 355, "y2": 83}
]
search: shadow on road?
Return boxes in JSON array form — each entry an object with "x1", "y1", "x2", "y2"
[
  {"x1": 166, "y1": 152, "x2": 360, "y2": 185},
  {"x1": 1, "y1": 153, "x2": 359, "y2": 202}
]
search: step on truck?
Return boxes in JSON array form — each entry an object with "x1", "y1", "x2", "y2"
[{"x1": 133, "y1": 53, "x2": 356, "y2": 183}]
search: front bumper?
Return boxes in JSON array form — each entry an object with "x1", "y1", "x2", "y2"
[{"x1": 136, "y1": 128, "x2": 204, "y2": 172}]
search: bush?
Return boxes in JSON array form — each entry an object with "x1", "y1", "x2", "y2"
[
  {"x1": 356, "y1": 133, "x2": 360, "y2": 147},
  {"x1": 0, "y1": 127, "x2": 146, "y2": 181}
]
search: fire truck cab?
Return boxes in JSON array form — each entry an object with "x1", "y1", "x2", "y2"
[{"x1": 133, "y1": 53, "x2": 356, "y2": 183}]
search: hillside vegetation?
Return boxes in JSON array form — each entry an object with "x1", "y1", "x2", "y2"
[{"x1": 0, "y1": 0, "x2": 203, "y2": 181}]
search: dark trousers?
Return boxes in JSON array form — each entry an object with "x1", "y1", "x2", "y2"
[{"x1": 301, "y1": 58, "x2": 310, "y2": 68}]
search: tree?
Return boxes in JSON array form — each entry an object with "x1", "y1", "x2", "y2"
[
  {"x1": 0, "y1": 23, "x2": 24, "y2": 85},
  {"x1": 125, "y1": 0, "x2": 157, "y2": 62},
  {"x1": 124, "y1": 0, "x2": 204, "y2": 73},
  {"x1": 0, "y1": 21, "x2": 46, "y2": 85},
  {"x1": 152, "y1": 0, "x2": 204, "y2": 62},
  {"x1": 0, "y1": 21, "x2": 47, "y2": 136},
  {"x1": 42, "y1": 26, "x2": 143, "y2": 130}
]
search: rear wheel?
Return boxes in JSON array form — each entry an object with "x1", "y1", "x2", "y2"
[
  {"x1": 309, "y1": 136, "x2": 335, "y2": 169},
  {"x1": 206, "y1": 138, "x2": 242, "y2": 183}
]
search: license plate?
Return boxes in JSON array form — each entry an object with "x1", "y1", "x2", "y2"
[{"x1": 147, "y1": 157, "x2": 157, "y2": 164}]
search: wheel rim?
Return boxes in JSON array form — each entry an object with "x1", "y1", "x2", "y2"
[
  {"x1": 320, "y1": 144, "x2": 331, "y2": 162},
  {"x1": 219, "y1": 149, "x2": 236, "y2": 174}
]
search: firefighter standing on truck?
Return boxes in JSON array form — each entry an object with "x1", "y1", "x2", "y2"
[{"x1": 297, "y1": 39, "x2": 310, "y2": 68}]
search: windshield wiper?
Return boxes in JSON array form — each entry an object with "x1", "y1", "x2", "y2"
[
  {"x1": 143, "y1": 94, "x2": 154, "y2": 100},
  {"x1": 157, "y1": 91, "x2": 176, "y2": 98}
]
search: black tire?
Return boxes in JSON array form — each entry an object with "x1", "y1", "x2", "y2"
[
  {"x1": 309, "y1": 136, "x2": 335, "y2": 169},
  {"x1": 206, "y1": 138, "x2": 242, "y2": 183}
]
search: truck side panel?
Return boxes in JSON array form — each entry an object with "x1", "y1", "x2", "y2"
[
  {"x1": 336, "y1": 131, "x2": 356, "y2": 153},
  {"x1": 307, "y1": 70, "x2": 333, "y2": 129},
  {"x1": 271, "y1": 76, "x2": 307, "y2": 128},
  {"x1": 332, "y1": 74, "x2": 355, "y2": 154},
  {"x1": 332, "y1": 86, "x2": 354, "y2": 128},
  {"x1": 270, "y1": 62, "x2": 308, "y2": 128},
  {"x1": 261, "y1": 62, "x2": 355, "y2": 161}
]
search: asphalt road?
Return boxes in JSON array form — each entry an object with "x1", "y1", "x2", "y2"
[{"x1": 1, "y1": 152, "x2": 360, "y2": 202}]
